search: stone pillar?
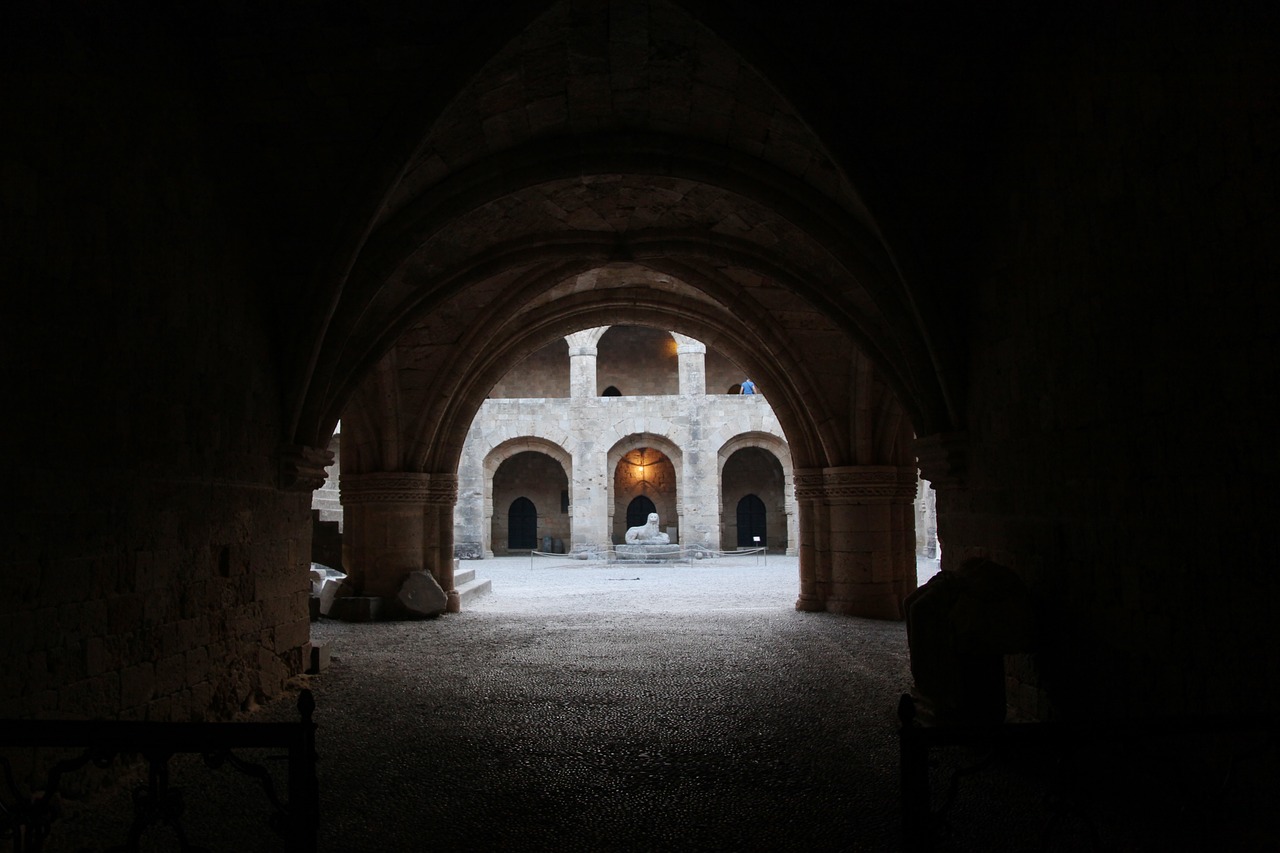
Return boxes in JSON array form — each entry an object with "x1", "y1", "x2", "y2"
[
  {"x1": 279, "y1": 443, "x2": 334, "y2": 493},
  {"x1": 672, "y1": 333, "x2": 706, "y2": 397},
  {"x1": 795, "y1": 466, "x2": 918, "y2": 619},
  {"x1": 794, "y1": 469, "x2": 826, "y2": 612},
  {"x1": 339, "y1": 472, "x2": 431, "y2": 599},
  {"x1": 570, "y1": 445, "x2": 610, "y2": 550},
  {"x1": 914, "y1": 432, "x2": 969, "y2": 572},
  {"x1": 565, "y1": 329, "x2": 601, "y2": 399},
  {"x1": 424, "y1": 474, "x2": 460, "y2": 612}
]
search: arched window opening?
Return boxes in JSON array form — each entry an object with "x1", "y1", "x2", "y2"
[
  {"x1": 626, "y1": 495, "x2": 657, "y2": 529},
  {"x1": 602, "y1": 385, "x2": 622, "y2": 397},
  {"x1": 736, "y1": 494, "x2": 767, "y2": 548},
  {"x1": 507, "y1": 497, "x2": 538, "y2": 550},
  {"x1": 596, "y1": 326, "x2": 678, "y2": 395},
  {"x1": 727, "y1": 383, "x2": 741, "y2": 394}
]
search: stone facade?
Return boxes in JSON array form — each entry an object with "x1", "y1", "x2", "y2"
[{"x1": 450, "y1": 326, "x2": 799, "y2": 557}]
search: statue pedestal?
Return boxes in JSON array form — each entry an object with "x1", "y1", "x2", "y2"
[{"x1": 616, "y1": 544, "x2": 681, "y2": 563}]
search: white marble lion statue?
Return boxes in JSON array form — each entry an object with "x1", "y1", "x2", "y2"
[{"x1": 625, "y1": 512, "x2": 669, "y2": 544}]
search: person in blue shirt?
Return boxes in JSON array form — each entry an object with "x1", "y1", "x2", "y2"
[{"x1": 740, "y1": 378, "x2": 756, "y2": 395}]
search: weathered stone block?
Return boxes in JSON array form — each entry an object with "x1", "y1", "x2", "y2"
[
  {"x1": 307, "y1": 642, "x2": 331, "y2": 674},
  {"x1": 154, "y1": 654, "x2": 186, "y2": 697},
  {"x1": 318, "y1": 577, "x2": 355, "y2": 617},
  {"x1": 397, "y1": 571, "x2": 447, "y2": 617},
  {"x1": 120, "y1": 663, "x2": 155, "y2": 709},
  {"x1": 185, "y1": 647, "x2": 208, "y2": 688}
]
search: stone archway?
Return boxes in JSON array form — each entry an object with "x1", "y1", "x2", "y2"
[
  {"x1": 491, "y1": 450, "x2": 570, "y2": 555},
  {"x1": 721, "y1": 447, "x2": 787, "y2": 553},
  {"x1": 477, "y1": 436, "x2": 574, "y2": 558},
  {"x1": 609, "y1": 442, "x2": 680, "y2": 545},
  {"x1": 717, "y1": 433, "x2": 798, "y2": 557},
  {"x1": 305, "y1": 0, "x2": 946, "y2": 620}
]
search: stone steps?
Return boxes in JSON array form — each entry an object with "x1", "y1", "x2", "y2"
[{"x1": 455, "y1": 565, "x2": 492, "y2": 605}]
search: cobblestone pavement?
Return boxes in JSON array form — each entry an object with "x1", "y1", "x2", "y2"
[
  {"x1": 303, "y1": 555, "x2": 916, "y2": 852},
  {"x1": 46, "y1": 556, "x2": 938, "y2": 852}
]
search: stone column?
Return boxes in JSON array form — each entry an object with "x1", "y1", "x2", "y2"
[
  {"x1": 795, "y1": 466, "x2": 918, "y2": 619},
  {"x1": 672, "y1": 333, "x2": 706, "y2": 397},
  {"x1": 424, "y1": 474, "x2": 460, "y2": 612},
  {"x1": 339, "y1": 472, "x2": 431, "y2": 599},
  {"x1": 565, "y1": 329, "x2": 601, "y2": 399},
  {"x1": 794, "y1": 469, "x2": 826, "y2": 612},
  {"x1": 914, "y1": 432, "x2": 969, "y2": 572},
  {"x1": 570, "y1": 445, "x2": 609, "y2": 550}
]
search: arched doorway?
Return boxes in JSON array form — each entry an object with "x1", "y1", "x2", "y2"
[
  {"x1": 736, "y1": 494, "x2": 766, "y2": 548},
  {"x1": 720, "y1": 445, "x2": 789, "y2": 553},
  {"x1": 611, "y1": 444, "x2": 679, "y2": 544},
  {"x1": 491, "y1": 450, "x2": 570, "y2": 555},
  {"x1": 507, "y1": 497, "x2": 537, "y2": 550},
  {"x1": 626, "y1": 495, "x2": 657, "y2": 529},
  {"x1": 309, "y1": 0, "x2": 940, "y2": 620}
]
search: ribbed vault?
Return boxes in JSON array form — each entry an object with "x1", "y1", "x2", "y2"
[{"x1": 294, "y1": 0, "x2": 956, "y2": 455}]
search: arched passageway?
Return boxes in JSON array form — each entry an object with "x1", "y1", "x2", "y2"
[
  {"x1": 610, "y1": 442, "x2": 680, "y2": 545},
  {"x1": 506, "y1": 497, "x2": 538, "y2": 550},
  {"x1": 316, "y1": 0, "x2": 939, "y2": 621},
  {"x1": 625, "y1": 495, "x2": 657, "y2": 531},
  {"x1": 736, "y1": 494, "x2": 767, "y2": 548},
  {"x1": 721, "y1": 446, "x2": 787, "y2": 552},
  {"x1": 492, "y1": 450, "x2": 570, "y2": 554},
  {"x1": 7, "y1": 0, "x2": 1273, "y2": 746}
]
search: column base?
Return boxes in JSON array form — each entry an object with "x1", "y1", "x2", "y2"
[
  {"x1": 795, "y1": 595, "x2": 825, "y2": 612},
  {"x1": 825, "y1": 593, "x2": 903, "y2": 621},
  {"x1": 446, "y1": 589, "x2": 461, "y2": 613}
]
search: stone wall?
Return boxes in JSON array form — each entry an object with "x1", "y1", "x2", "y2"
[
  {"x1": 454, "y1": 393, "x2": 798, "y2": 555},
  {"x1": 705, "y1": 348, "x2": 748, "y2": 396},
  {"x1": 488, "y1": 339, "x2": 570, "y2": 399},
  {"x1": 0, "y1": 49, "x2": 310, "y2": 720},
  {"x1": 596, "y1": 326, "x2": 679, "y2": 396},
  {"x1": 937, "y1": 29, "x2": 1280, "y2": 718}
]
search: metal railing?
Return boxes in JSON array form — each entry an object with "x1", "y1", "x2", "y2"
[{"x1": 530, "y1": 545, "x2": 768, "y2": 567}]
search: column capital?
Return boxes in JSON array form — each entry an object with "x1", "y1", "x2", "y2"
[
  {"x1": 671, "y1": 332, "x2": 706, "y2": 355},
  {"x1": 914, "y1": 432, "x2": 969, "y2": 489},
  {"x1": 278, "y1": 443, "x2": 333, "y2": 492},
  {"x1": 340, "y1": 472, "x2": 458, "y2": 505},
  {"x1": 424, "y1": 473, "x2": 459, "y2": 505},
  {"x1": 340, "y1": 472, "x2": 432, "y2": 505},
  {"x1": 564, "y1": 327, "x2": 607, "y2": 351},
  {"x1": 794, "y1": 466, "x2": 917, "y2": 501}
]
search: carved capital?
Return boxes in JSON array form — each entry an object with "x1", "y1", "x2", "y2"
[
  {"x1": 914, "y1": 432, "x2": 969, "y2": 489},
  {"x1": 340, "y1": 472, "x2": 459, "y2": 506},
  {"x1": 794, "y1": 469, "x2": 828, "y2": 501},
  {"x1": 794, "y1": 466, "x2": 917, "y2": 501},
  {"x1": 424, "y1": 474, "x2": 459, "y2": 506},
  {"x1": 278, "y1": 444, "x2": 333, "y2": 492},
  {"x1": 340, "y1": 472, "x2": 432, "y2": 505},
  {"x1": 822, "y1": 466, "x2": 919, "y2": 500}
]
